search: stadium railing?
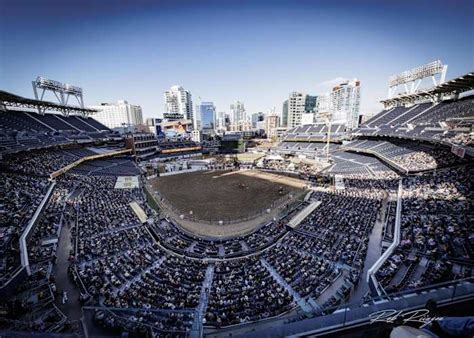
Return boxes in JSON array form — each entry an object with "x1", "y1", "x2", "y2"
[{"x1": 20, "y1": 181, "x2": 57, "y2": 276}]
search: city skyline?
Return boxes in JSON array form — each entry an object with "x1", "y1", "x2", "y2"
[{"x1": 1, "y1": 0, "x2": 473, "y2": 119}]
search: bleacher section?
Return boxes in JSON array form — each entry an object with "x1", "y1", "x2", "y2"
[
  {"x1": 376, "y1": 166, "x2": 472, "y2": 294},
  {"x1": 282, "y1": 123, "x2": 346, "y2": 142},
  {"x1": 35, "y1": 113, "x2": 76, "y2": 131},
  {"x1": 367, "y1": 106, "x2": 410, "y2": 127},
  {"x1": 0, "y1": 110, "x2": 110, "y2": 132},
  {"x1": 0, "y1": 110, "x2": 53, "y2": 132},
  {"x1": 275, "y1": 138, "x2": 396, "y2": 177},
  {"x1": 71, "y1": 157, "x2": 141, "y2": 176},
  {"x1": 277, "y1": 96, "x2": 473, "y2": 176},
  {"x1": 55, "y1": 115, "x2": 95, "y2": 132},
  {"x1": 343, "y1": 139, "x2": 465, "y2": 172},
  {"x1": 276, "y1": 141, "x2": 339, "y2": 157},
  {"x1": 326, "y1": 151, "x2": 393, "y2": 176},
  {"x1": 390, "y1": 102, "x2": 433, "y2": 126},
  {"x1": 0, "y1": 110, "x2": 114, "y2": 155},
  {"x1": 412, "y1": 99, "x2": 474, "y2": 124},
  {"x1": 356, "y1": 97, "x2": 474, "y2": 148},
  {"x1": 77, "y1": 115, "x2": 111, "y2": 131}
]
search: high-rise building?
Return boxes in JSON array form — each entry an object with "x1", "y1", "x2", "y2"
[
  {"x1": 224, "y1": 113, "x2": 232, "y2": 131},
  {"x1": 89, "y1": 100, "x2": 143, "y2": 129},
  {"x1": 164, "y1": 85, "x2": 193, "y2": 123},
  {"x1": 265, "y1": 114, "x2": 280, "y2": 139},
  {"x1": 216, "y1": 111, "x2": 227, "y2": 133},
  {"x1": 330, "y1": 79, "x2": 361, "y2": 129},
  {"x1": 251, "y1": 112, "x2": 265, "y2": 129},
  {"x1": 314, "y1": 93, "x2": 331, "y2": 122},
  {"x1": 316, "y1": 94, "x2": 330, "y2": 113},
  {"x1": 230, "y1": 101, "x2": 246, "y2": 123},
  {"x1": 256, "y1": 119, "x2": 266, "y2": 131},
  {"x1": 281, "y1": 100, "x2": 288, "y2": 128},
  {"x1": 305, "y1": 95, "x2": 318, "y2": 113},
  {"x1": 195, "y1": 102, "x2": 216, "y2": 132},
  {"x1": 287, "y1": 92, "x2": 306, "y2": 128}
]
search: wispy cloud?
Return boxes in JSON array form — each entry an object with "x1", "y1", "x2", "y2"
[{"x1": 315, "y1": 77, "x2": 347, "y2": 91}]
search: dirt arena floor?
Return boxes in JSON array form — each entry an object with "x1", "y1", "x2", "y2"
[{"x1": 150, "y1": 170, "x2": 307, "y2": 223}]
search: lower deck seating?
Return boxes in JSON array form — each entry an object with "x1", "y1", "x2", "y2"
[{"x1": 343, "y1": 139, "x2": 465, "y2": 171}]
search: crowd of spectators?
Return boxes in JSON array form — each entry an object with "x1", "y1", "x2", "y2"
[
  {"x1": 344, "y1": 139, "x2": 465, "y2": 172},
  {"x1": 59, "y1": 172, "x2": 203, "y2": 334},
  {"x1": 400, "y1": 166, "x2": 472, "y2": 259},
  {"x1": 27, "y1": 187, "x2": 70, "y2": 264},
  {"x1": 1, "y1": 148, "x2": 91, "y2": 177},
  {"x1": 264, "y1": 245, "x2": 338, "y2": 298},
  {"x1": 0, "y1": 147, "x2": 396, "y2": 334},
  {"x1": 71, "y1": 175, "x2": 147, "y2": 240},
  {"x1": 0, "y1": 179, "x2": 69, "y2": 333},
  {"x1": 376, "y1": 166, "x2": 473, "y2": 292},
  {"x1": 279, "y1": 179, "x2": 389, "y2": 287},
  {"x1": 0, "y1": 148, "x2": 147, "y2": 334},
  {"x1": 393, "y1": 148, "x2": 463, "y2": 171},
  {"x1": 0, "y1": 172, "x2": 49, "y2": 281},
  {"x1": 151, "y1": 218, "x2": 288, "y2": 259},
  {"x1": 1, "y1": 142, "x2": 472, "y2": 336},
  {"x1": 69, "y1": 173, "x2": 398, "y2": 330},
  {"x1": 440, "y1": 132, "x2": 473, "y2": 147},
  {"x1": 258, "y1": 158, "x2": 328, "y2": 178},
  {"x1": 113, "y1": 256, "x2": 206, "y2": 310},
  {"x1": 205, "y1": 257, "x2": 294, "y2": 326},
  {"x1": 298, "y1": 187, "x2": 384, "y2": 242}
]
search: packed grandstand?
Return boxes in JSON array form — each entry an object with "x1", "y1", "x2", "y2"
[{"x1": 0, "y1": 71, "x2": 473, "y2": 338}]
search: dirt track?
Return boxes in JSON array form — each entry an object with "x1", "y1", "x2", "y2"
[{"x1": 150, "y1": 170, "x2": 305, "y2": 223}]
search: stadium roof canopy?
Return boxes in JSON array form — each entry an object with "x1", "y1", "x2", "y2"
[
  {"x1": 0, "y1": 90, "x2": 97, "y2": 115},
  {"x1": 381, "y1": 72, "x2": 474, "y2": 106}
]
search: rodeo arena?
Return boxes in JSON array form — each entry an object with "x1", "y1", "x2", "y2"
[{"x1": 0, "y1": 63, "x2": 473, "y2": 338}]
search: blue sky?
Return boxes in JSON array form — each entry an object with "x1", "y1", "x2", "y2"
[{"x1": 0, "y1": 0, "x2": 473, "y2": 118}]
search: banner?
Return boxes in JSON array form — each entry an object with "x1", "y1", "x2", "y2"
[{"x1": 451, "y1": 145, "x2": 465, "y2": 158}]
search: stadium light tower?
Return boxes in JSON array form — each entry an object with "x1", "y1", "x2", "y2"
[
  {"x1": 32, "y1": 76, "x2": 84, "y2": 115},
  {"x1": 63, "y1": 83, "x2": 84, "y2": 107},
  {"x1": 388, "y1": 60, "x2": 448, "y2": 98}
]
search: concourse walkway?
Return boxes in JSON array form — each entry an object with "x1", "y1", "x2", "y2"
[
  {"x1": 53, "y1": 213, "x2": 82, "y2": 320},
  {"x1": 350, "y1": 194, "x2": 390, "y2": 302}
]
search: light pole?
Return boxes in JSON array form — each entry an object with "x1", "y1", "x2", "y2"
[{"x1": 319, "y1": 112, "x2": 333, "y2": 162}]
